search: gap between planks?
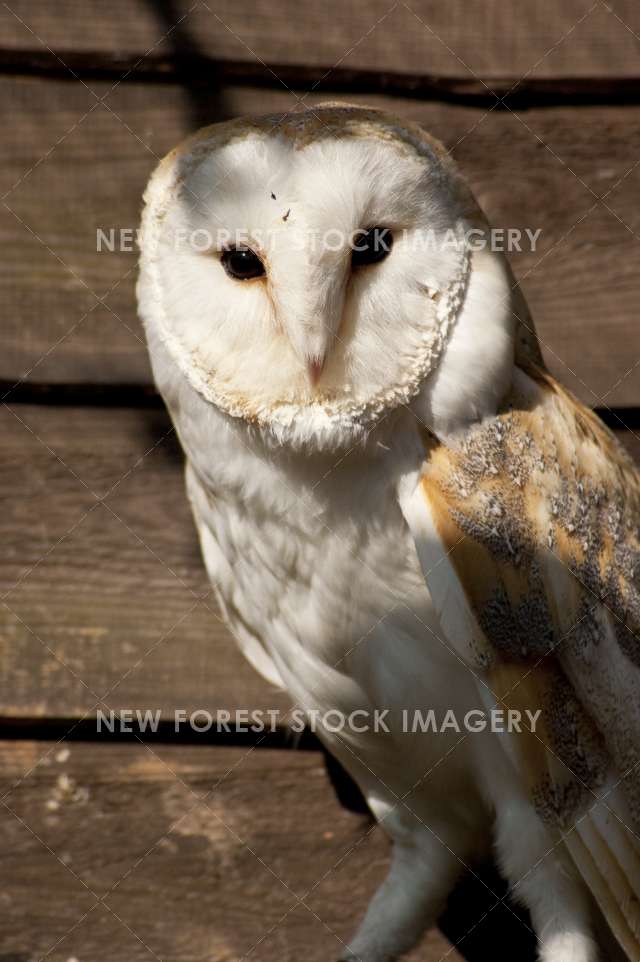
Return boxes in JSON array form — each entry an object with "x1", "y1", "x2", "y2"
[
  {"x1": 2, "y1": 51, "x2": 640, "y2": 107},
  {"x1": 3, "y1": 381, "x2": 640, "y2": 429}
]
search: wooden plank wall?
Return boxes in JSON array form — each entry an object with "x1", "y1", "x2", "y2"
[{"x1": 0, "y1": 3, "x2": 639, "y2": 960}]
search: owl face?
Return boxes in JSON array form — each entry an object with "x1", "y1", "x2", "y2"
[{"x1": 138, "y1": 105, "x2": 514, "y2": 449}]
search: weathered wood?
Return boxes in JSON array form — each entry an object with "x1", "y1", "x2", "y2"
[
  {"x1": 2, "y1": 403, "x2": 638, "y2": 720},
  {"x1": 2, "y1": 77, "x2": 639, "y2": 405},
  {"x1": 0, "y1": 402, "x2": 291, "y2": 718},
  {"x1": 0, "y1": 739, "x2": 463, "y2": 962},
  {"x1": 1, "y1": 0, "x2": 639, "y2": 78}
]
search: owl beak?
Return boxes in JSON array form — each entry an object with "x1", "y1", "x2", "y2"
[
  {"x1": 275, "y1": 268, "x2": 345, "y2": 389},
  {"x1": 307, "y1": 357, "x2": 325, "y2": 387}
]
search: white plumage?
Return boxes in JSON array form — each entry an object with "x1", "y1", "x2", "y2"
[{"x1": 138, "y1": 103, "x2": 640, "y2": 962}]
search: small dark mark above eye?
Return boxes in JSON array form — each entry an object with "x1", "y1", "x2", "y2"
[
  {"x1": 271, "y1": 192, "x2": 276, "y2": 199},
  {"x1": 282, "y1": 208, "x2": 291, "y2": 222}
]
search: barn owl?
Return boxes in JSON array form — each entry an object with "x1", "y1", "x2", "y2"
[{"x1": 137, "y1": 103, "x2": 640, "y2": 962}]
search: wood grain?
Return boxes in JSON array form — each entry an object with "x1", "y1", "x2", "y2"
[
  {"x1": 0, "y1": 738, "x2": 463, "y2": 962},
  {"x1": 0, "y1": 402, "x2": 292, "y2": 718},
  {"x1": 1, "y1": 0, "x2": 640, "y2": 79},
  {"x1": 2, "y1": 78, "x2": 639, "y2": 405}
]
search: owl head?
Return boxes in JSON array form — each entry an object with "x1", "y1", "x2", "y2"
[{"x1": 138, "y1": 104, "x2": 530, "y2": 449}]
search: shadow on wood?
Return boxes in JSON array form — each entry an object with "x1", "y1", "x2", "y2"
[{"x1": 151, "y1": 0, "x2": 232, "y2": 128}]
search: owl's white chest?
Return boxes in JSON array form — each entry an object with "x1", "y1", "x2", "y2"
[
  {"x1": 174, "y1": 401, "x2": 485, "y2": 799},
  {"x1": 187, "y1": 440, "x2": 424, "y2": 706}
]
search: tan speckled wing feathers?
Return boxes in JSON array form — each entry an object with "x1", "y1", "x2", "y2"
[{"x1": 402, "y1": 364, "x2": 640, "y2": 958}]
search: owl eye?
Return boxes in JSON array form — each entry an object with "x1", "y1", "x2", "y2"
[
  {"x1": 221, "y1": 246, "x2": 265, "y2": 280},
  {"x1": 351, "y1": 227, "x2": 393, "y2": 267}
]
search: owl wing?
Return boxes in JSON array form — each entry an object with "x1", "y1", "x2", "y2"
[{"x1": 399, "y1": 362, "x2": 640, "y2": 957}]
